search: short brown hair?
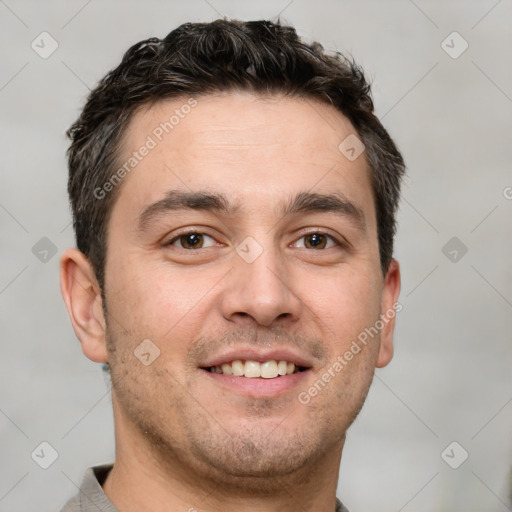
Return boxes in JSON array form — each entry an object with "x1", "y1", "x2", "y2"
[{"x1": 66, "y1": 18, "x2": 405, "y2": 292}]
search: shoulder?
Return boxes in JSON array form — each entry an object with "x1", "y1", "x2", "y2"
[
  {"x1": 60, "y1": 494, "x2": 81, "y2": 512},
  {"x1": 336, "y1": 497, "x2": 350, "y2": 512},
  {"x1": 59, "y1": 465, "x2": 117, "y2": 512}
]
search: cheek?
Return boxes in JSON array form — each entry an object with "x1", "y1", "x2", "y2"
[
  {"x1": 104, "y1": 259, "x2": 220, "y2": 349},
  {"x1": 302, "y1": 267, "x2": 382, "y2": 347}
]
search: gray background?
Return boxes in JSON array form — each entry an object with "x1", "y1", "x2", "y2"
[{"x1": 1, "y1": 0, "x2": 511, "y2": 510}]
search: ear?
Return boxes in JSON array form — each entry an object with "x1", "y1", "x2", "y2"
[
  {"x1": 60, "y1": 248, "x2": 107, "y2": 363},
  {"x1": 376, "y1": 259, "x2": 401, "y2": 368}
]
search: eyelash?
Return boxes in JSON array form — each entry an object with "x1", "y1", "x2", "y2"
[{"x1": 166, "y1": 230, "x2": 345, "y2": 250}]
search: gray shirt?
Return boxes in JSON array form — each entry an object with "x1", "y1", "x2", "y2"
[{"x1": 60, "y1": 465, "x2": 350, "y2": 512}]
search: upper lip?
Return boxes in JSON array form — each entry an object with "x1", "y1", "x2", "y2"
[{"x1": 199, "y1": 347, "x2": 314, "y2": 369}]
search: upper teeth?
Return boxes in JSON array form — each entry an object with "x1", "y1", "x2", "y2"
[{"x1": 209, "y1": 360, "x2": 298, "y2": 378}]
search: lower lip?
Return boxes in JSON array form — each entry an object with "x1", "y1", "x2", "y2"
[{"x1": 200, "y1": 369, "x2": 311, "y2": 398}]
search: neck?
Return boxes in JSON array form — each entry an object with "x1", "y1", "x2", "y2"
[{"x1": 103, "y1": 401, "x2": 344, "y2": 512}]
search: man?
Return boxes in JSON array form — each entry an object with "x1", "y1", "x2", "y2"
[{"x1": 60, "y1": 18, "x2": 405, "y2": 512}]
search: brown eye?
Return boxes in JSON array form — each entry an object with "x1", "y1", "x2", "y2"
[
  {"x1": 304, "y1": 233, "x2": 327, "y2": 249},
  {"x1": 180, "y1": 233, "x2": 203, "y2": 249},
  {"x1": 170, "y1": 233, "x2": 216, "y2": 249},
  {"x1": 294, "y1": 233, "x2": 338, "y2": 250}
]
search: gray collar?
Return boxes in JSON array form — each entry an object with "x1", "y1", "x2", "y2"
[{"x1": 61, "y1": 465, "x2": 349, "y2": 512}]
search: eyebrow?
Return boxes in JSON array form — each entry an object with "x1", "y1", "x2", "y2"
[
  {"x1": 281, "y1": 191, "x2": 366, "y2": 231},
  {"x1": 137, "y1": 190, "x2": 240, "y2": 232},
  {"x1": 136, "y1": 190, "x2": 366, "y2": 232}
]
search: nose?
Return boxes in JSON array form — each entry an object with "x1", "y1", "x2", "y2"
[{"x1": 220, "y1": 243, "x2": 302, "y2": 328}]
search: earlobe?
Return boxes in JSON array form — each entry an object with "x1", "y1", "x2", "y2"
[
  {"x1": 376, "y1": 259, "x2": 401, "y2": 369},
  {"x1": 60, "y1": 248, "x2": 108, "y2": 363}
]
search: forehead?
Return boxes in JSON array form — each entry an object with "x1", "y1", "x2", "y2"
[{"x1": 113, "y1": 92, "x2": 374, "y2": 225}]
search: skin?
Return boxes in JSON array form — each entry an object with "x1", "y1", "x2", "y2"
[{"x1": 60, "y1": 92, "x2": 400, "y2": 512}]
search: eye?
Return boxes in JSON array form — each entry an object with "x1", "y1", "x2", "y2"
[
  {"x1": 168, "y1": 232, "x2": 217, "y2": 250},
  {"x1": 293, "y1": 232, "x2": 340, "y2": 250}
]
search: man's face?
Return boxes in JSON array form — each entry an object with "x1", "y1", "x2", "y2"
[{"x1": 101, "y1": 92, "x2": 398, "y2": 487}]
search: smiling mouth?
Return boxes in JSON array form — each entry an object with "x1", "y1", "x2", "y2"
[{"x1": 202, "y1": 359, "x2": 309, "y2": 379}]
